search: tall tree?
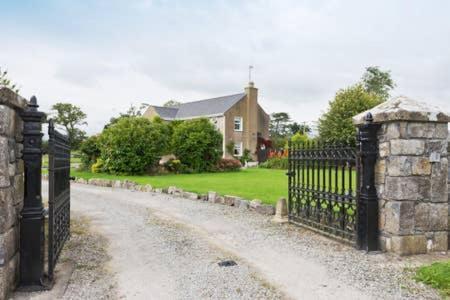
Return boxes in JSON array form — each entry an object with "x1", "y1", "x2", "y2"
[
  {"x1": 163, "y1": 100, "x2": 181, "y2": 107},
  {"x1": 270, "y1": 112, "x2": 291, "y2": 136},
  {"x1": 361, "y1": 66, "x2": 395, "y2": 101},
  {"x1": 318, "y1": 84, "x2": 383, "y2": 144},
  {"x1": 287, "y1": 122, "x2": 311, "y2": 135},
  {"x1": 51, "y1": 103, "x2": 87, "y2": 149}
]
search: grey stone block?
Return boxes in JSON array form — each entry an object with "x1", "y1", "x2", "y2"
[
  {"x1": 238, "y1": 200, "x2": 249, "y2": 209},
  {"x1": 390, "y1": 139, "x2": 424, "y2": 156}
]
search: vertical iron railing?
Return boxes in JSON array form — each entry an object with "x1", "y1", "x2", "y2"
[
  {"x1": 47, "y1": 119, "x2": 71, "y2": 280},
  {"x1": 19, "y1": 96, "x2": 47, "y2": 290},
  {"x1": 287, "y1": 140, "x2": 359, "y2": 243}
]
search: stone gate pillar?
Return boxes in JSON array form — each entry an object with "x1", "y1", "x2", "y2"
[{"x1": 354, "y1": 96, "x2": 449, "y2": 255}]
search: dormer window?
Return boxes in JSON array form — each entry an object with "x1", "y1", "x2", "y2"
[{"x1": 234, "y1": 117, "x2": 243, "y2": 131}]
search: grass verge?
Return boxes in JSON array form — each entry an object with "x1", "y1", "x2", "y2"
[
  {"x1": 71, "y1": 168, "x2": 288, "y2": 205},
  {"x1": 415, "y1": 260, "x2": 450, "y2": 296}
]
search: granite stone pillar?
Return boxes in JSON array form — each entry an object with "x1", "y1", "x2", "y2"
[{"x1": 353, "y1": 96, "x2": 449, "y2": 255}]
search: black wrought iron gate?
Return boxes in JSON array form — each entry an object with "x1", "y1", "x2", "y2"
[
  {"x1": 47, "y1": 119, "x2": 71, "y2": 279},
  {"x1": 287, "y1": 114, "x2": 379, "y2": 250},
  {"x1": 287, "y1": 141, "x2": 359, "y2": 242}
]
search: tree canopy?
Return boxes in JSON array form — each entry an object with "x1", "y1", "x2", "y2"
[
  {"x1": 51, "y1": 103, "x2": 87, "y2": 149},
  {"x1": 163, "y1": 100, "x2": 181, "y2": 107},
  {"x1": 361, "y1": 66, "x2": 395, "y2": 100},
  {"x1": 318, "y1": 84, "x2": 383, "y2": 144}
]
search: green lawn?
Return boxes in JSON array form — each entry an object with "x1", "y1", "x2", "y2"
[
  {"x1": 415, "y1": 261, "x2": 450, "y2": 296},
  {"x1": 71, "y1": 168, "x2": 288, "y2": 205}
]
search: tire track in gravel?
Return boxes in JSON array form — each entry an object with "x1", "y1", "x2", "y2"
[{"x1": 70, "y1": 184, "x2": 285, "y2": 300}]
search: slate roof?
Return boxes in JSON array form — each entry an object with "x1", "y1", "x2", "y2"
[{"x1": 153, "y1": 93, "x2": 246, "y2": 120}]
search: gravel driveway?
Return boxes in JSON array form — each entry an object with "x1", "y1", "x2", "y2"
[{"x1": 67, "y1": 183, "x2": 440, "y2": 300}]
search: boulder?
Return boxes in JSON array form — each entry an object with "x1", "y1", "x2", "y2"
[
  {"x1": 238, "y1": 200, "x2": 249, "y2": 210},
  {"x1": 256, "y1": 204, "x2": 276, "y2": 216},
  {"x1": 183, "y1": 192, "x2": 199, "y2": 200},
  {"x1": 112, "y1": 180, "x2": 122, "y2": 188},
  {"x1": 167, "y1": 186, "x2": 178, "y2": 194},
  {"x1": 223, "y1": 195, "x2": 238, "y2": 206},
  {"x1": 249, "y1": 199, "x2": 262, "y2": 210},
  {"x1": 143, "y1": 184, "x2": 153, "y2": 192}
]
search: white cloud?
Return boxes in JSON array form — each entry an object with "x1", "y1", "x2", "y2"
[{"x1": 1, "y1": 0, "x2": 449, "y2": 134}]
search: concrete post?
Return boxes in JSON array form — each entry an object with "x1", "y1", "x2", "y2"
[{"x1": 353, "y1": 96, "x2": 449, "y2": 255}]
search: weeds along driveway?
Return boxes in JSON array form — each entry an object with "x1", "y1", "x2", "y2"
[{"x1": 67, "y1": 182, "x2": 439, "y2": 300}]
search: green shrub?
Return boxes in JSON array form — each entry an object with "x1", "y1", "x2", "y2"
[
  {"x1": 99, "y1": 117, "x2": 169, "y2": 174},
  {"x1": 215, "y1": 158, "x2": 242, "y2": 172},
  {"x1": 259, "y1": 157, "x2": 288, "y2": 170},
  {"x1": 91, "y1": 158, "x2": 104, "y2": 173},
  {"x1": 79, "y1": 135, "x2": 101, "y2": 170},
  {"x1": 291, "y1": 132, "x2": 309, "y2": 144},
  {"x1": 171, "y1": 118, "x2": 222, "y2": 172},
  {"x1": 164, "y1": 159, "x2": 183, "y2": 173},
  {"x1": 239, "y1": 149, "x2": 252, "y2": 164}
]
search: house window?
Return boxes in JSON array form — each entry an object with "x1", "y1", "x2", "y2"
[
  {"x1": 234, "y1": 142, "x2": 243, "y2": 156},
  {"x1": 234, "y1": 117, "x2": 243, "y2": 131}
]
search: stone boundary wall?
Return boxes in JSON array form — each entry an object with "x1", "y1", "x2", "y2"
[{"x1": 0, "y1": 88, "x2": 27, "y2": 299}]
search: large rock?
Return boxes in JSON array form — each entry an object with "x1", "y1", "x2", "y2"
[
  {"x1": 249, "y1": 199, "x2": 262, "y2": 210},
  {"x1": 167, "y1": 186, "x2": 178, "y2": 194},
  {"x1": 183, "y1": 192, "x2": 198, "y2": 200},
  {"x1": 223, "y1": 195, "x2": 238, "y2": 206},
  {"x1": 255, "y1": 204, "x2": 275, "y2": 216},
  {"x1": 122, "y1": 180, "x2": 137, "y2": 190},
  {"x1": 112, "y1": 180, "x2": 122, "y2": 188},
  {"x1": 143, "y1": 184, "x2": 153, "y2": 192},
  {"x1": 238, "y1": 200, "x2": 249, "y2": 209}
]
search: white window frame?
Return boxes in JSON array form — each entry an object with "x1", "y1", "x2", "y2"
[
  {"x1": 234, "y1": 116, "x2": 243, "y2": 132},
  {"x1": 233, "y1": 142, "x2": 243, "y2": 157}
]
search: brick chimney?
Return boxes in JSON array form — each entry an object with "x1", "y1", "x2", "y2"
[{"x1": 244, "y1": 82, "x2": 258, "y2": 155}]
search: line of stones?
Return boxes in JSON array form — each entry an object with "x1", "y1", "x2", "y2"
[{"x1": 44, "y1": 175, "x2": 278, "y2": 216}]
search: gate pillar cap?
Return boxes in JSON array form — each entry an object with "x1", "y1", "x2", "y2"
[
  {"x1": 0, "y1": 87, "x2": 28, "y2": 109},
  {"x1": 353, "y1": 96, "x2": 450, "y2": 125}
]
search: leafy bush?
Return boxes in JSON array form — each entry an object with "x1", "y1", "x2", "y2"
[
  {"x1": 79, "y1": 135, "x2": 101, "y2": 170},
  {"x1": 99, "y1": 117, "x2": 169, "y2": 174},
  {"x1": 215, "y1": 158, "x2": 241, "y2": 172},
  {"x1": 91, "y1": 158, "x2": 104, "y2": 173},
  {"x1": 290, "y1": 132, "x2": 309, "y2": 144},
  {"x1": 259, "y1": 157, "x2": 288, "y2": 170},
  {"x1": 318, "y1": 84, "x2": 382, "y2": 144},
  {"x1": 239, "y1": 149, "x2": 252, "y2": 165},
  {"x1": 171, "y1": 118, "x2": 222, "y2": 172},
  {"x1": 164, "y1": 159, "x2": 183, "y2": 173}
]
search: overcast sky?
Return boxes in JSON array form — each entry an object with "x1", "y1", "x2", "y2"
[{"x1": 1, "y1": 0, "x2": 449, "y2": 134}]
